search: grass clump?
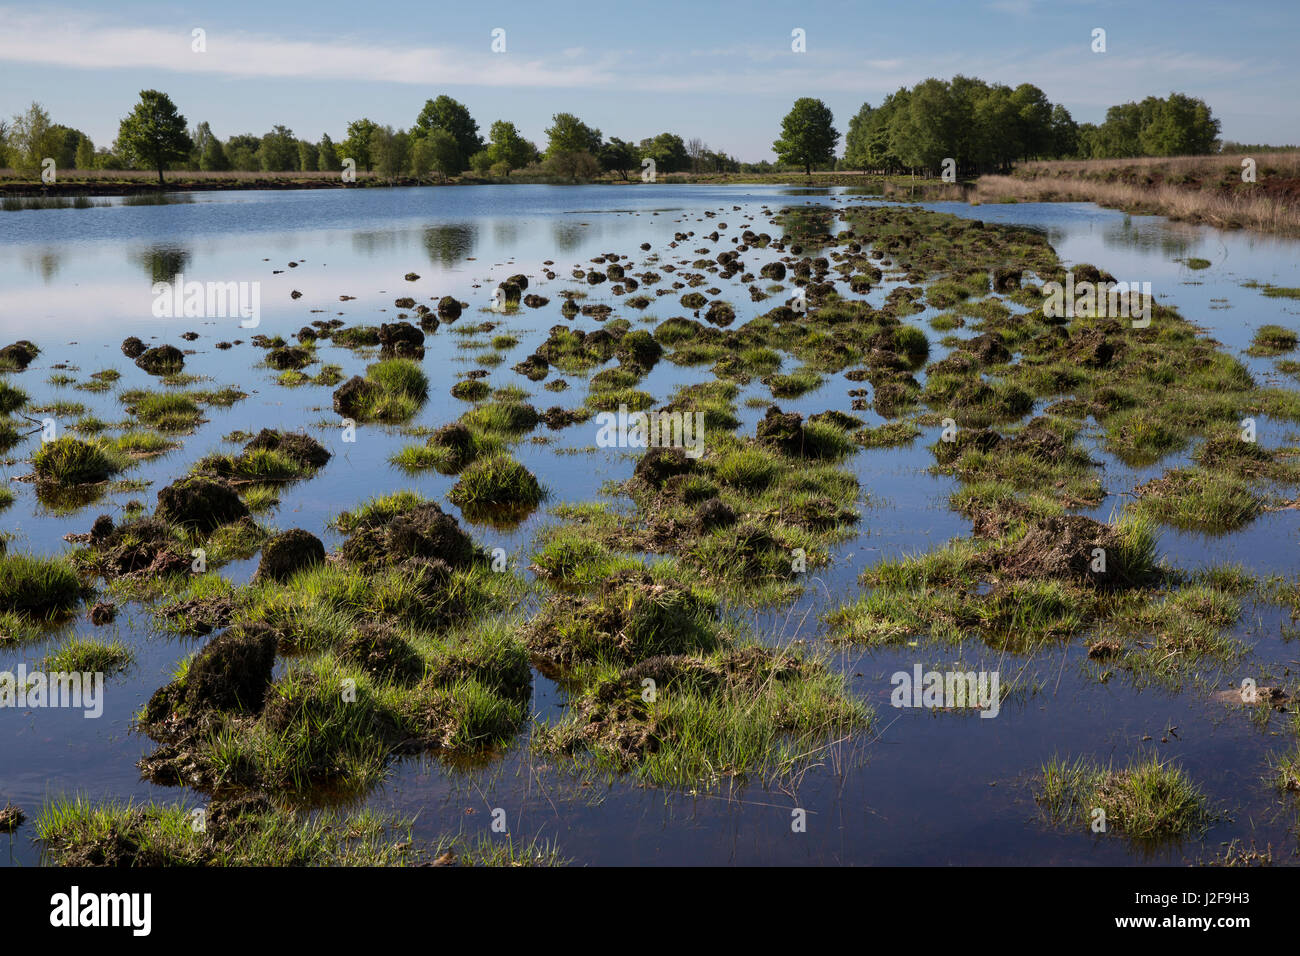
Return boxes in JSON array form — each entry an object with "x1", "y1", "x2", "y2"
[
  {"x1": 0, "y1": 552, "x2": 83, "y2": 619},
  {"x1": 448, "y1": 453, "x2": 544, "y2": 517},
  {"x1": 1247, "y1": 324, "x2": 1298, "y2": 356},
  {"x1": 32, "y1": 436, "x2": 124, "y2": 485},
  {"x1": 43, "y1": 636, "x2": 134, "y2": 675},
  {"x1": 35, "y1": 796, "x2": 415, "y2": 867},
  {"x1": 1037, "y1": 755, "x2": 1215, "y2": 843}
]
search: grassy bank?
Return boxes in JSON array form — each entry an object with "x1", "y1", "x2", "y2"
[{"x1": 974, "y1": 152, "x2": 1300, "y2": 235}]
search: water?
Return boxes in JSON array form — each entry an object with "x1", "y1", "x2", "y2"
[{"x1": 2, "y1": 184, "x2": 1298, "y2": 865}]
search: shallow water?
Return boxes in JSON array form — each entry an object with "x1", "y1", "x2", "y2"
[{"x1": 2, "y1": 184, "x2": 1298, "y2": 866}]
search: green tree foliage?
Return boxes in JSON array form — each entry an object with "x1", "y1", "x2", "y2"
[
  {"x1": 74, "y1": 133, "x2": 95, "y2": 169},
  {"x1": 7, "y1": 102, "x2": 61, "y2": 175},
  {"x1": 414, "y1": 96, "x2": 481, "y2": 171},
  {"x1": 545, "y1": 112, "x2": 602, "y2": 156},
  {"x1": 545, "y1": 149, "x2": 599, "y2": 182},
  {"x1": 1086, "y1": 93, "x2": 1219, "y2": 158},
  {"x1": 259, "y1": 125, "x2": 297, "y2": 172},
  {"x1": 773, "y1": 98, "x2": 839, "y2": 175},
  {"x1": 468, "y1": 150, "x2": 493, "y2": 176},
  {"x1": 297, "y1": 139, "x2": 319, "y2": 172},
  {"x1": 486, "y1": 120, "x2": 535, "y2": 174},
  {"x1": 412, "y1": 128, "x2": 459, "y2": 182},
  {"x1": 317, "y1": 134, "x2": 341, "y2": 172},
  {"x1": 369, "y1": 125, "x2": 410, "y2": 181},
  {"x1": 1139, "y1": 93, "x2": 1220, "y2": 156},
  {"x1": 225, "y1": 134, "x2": 261, "y2": 172},
  {"x1": 639, "y1": 132, "x2": 689, "y2": 174},
  {"x1": 342, "y1": 118, "x2": 379, "y2": 172},
  {"x1": 117, "y1": 90, "x2": 193, "y2": 184},
  {"x1": 200, "y1": 132, "x2": 229, "y2": 171},
  {"x1": 598, "y1": 137, "x2": 639, "y2": 179},
  {"x1": 842, "y1": 77, "x2": 1085, "y2": 175}
]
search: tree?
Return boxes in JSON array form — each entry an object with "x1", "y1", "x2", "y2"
[
  {"x1": 427, "y1": 129, "x2": 461, "y2": 182},
  {"x1": 842, "y1": 102, "x2": 875, "y2": 170},
  {"x1": 973, "y1": 85, "x2": 1022, "y2": 171},
  {"x1": 369, "y1": 126, "x2": 410, "y2": 181},
  {"x1": 1011, "y1": 83, "x2": 1053, "y2": 160},
  {"x1": 259, "y1": 125, "x2": 297, "y2": 171},
  {"x1": 317, "y1": 134, "x2": 341, "y2": 172},
  {"x1": 342, "y1": 118, "x2": 379, "y2": 172},
  {"x1": 8, "y1": 102, "x2": 59, "y2": 175},
  {"x1": 545, "y1": 149, "x2": 599, "y2": 182},
  {"x1": 1140, "y1": 93, "x2": 1219, "y2": 156},
  {"x1": 117, "y1": 90, "x2": 193, "y2": 184},
  {"x1": 200, "y1": 132, "x2": 229, "y2": 171},
  {"x1": 411, "y1": 129, "x2": 458, "y2": 182},
  {"x1": 225, "y1": 134, "x2": 261, "y2": 171},
  {"x1": 686, "y1": 137, "x2": 706, "y2": 173},
  {"x1": 74, "y1": 134, "x2": 95, "y2": 169},
  {"x1": 1049, "y1": 104, "x2": 1079, "y2": 158},
  {"x1": 598, "y1": 137, "x2": 639, "y2": 180},
  {"x1": 486, "y1": 120, "x2": 535, "y2": 175},
  {"x1": 297, "y1": 139, "x2": 319, "y2": 172},
  {"x1": 545, "y1": 112, "x2": 602, "y2": 156},
  {"x1": 889, "y1": 80, "x2": 954, "y2": 173},
  {"x1": 468, "y1": 149, "x2": 493, "y2": 176},
  {"x1": 414, "y1": 96, "x2": 481, "y2": 170},
  {"x1": 639, "y1": 133, "x2": 689, "y2": 174},
  {"x1": 773, "y1": 98, "x2": 838, "y2": 176},
  {"x1": 48, "y1": 126, "x2": 83, "y2": 170}
]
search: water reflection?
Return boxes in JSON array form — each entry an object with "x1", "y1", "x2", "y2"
[
  {"x1": 133, "y1": 244, "x2": 191, "y2": 283},
  {"x1": 21, "y1": 247, "x2": 62, "y2": 281},
  {"x1": 352, "y1": 230, "x2": 402, "y2": 256},
  {"x1": 550, "y1": 220, "x2": 585, "y2": 253},
  {"x1": 422, "y1": 223, "x2": 476, "y2": 266}
]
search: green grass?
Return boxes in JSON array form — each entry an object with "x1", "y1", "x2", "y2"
[
  {"x1": 1247, "y1": 324, "x2": 1298, "y2": 356},
  {"x1": 764, "y1": 369, "x2": 823, "y2": 398},
  {"x1": 0, "y1": 381, "x2": 28, "y2": 414},
  {"x1": 0, "y1": 552, "x2": 83, "y2": 619},
  {"x1": 43, "y1": 637, "x2": 134, "y2": 674},
  {"x1": 35, "y1": 796, "x2": 415, "y2": 866},
  {"x1": 1037, "y1": 755, "x2": 1215, "y2": 843},
  {"x1": 32, "y1": 436, "x2": 124, "y2": 484},
  {"x1": 460, "y1": 401, "x2": 540, "y2": 436},
  {"x1": 367, "y1": 358, "x2": 428, "y2": 399},
  {"x1": 448, "y1": 453, "x2": 544, "y2": 511},
  {"x1": 1132, "y1": 468, "x2": 1261, "y2": 534},
  {"x1": 126, "y1": 391, "x2": 204, "y2": 430}
]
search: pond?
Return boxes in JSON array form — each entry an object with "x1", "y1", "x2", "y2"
[{"x1": 2, "y1": 183, "x2": 1298, "y2": 865}]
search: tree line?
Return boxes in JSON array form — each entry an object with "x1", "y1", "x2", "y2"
[
  {"x1": 0, "y1": 92, "x2": 743, "y2": 183},
  {"x1": 0, "y1": 80, "x2": 1228, "y2": 184},
  {"x1": 781, "y1": 78, "x2": 1223, "y2": 176}
]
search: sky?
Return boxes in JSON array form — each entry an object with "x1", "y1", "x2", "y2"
[{"x1": 1, "y1": 0, "x2": 1296, "y2": 161}]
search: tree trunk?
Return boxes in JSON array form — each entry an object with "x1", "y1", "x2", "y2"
[{"x1": 157, "y1": 165, "x2": 164, "y2": 186}]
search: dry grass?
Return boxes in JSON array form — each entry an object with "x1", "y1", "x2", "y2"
[{"x1": 974, "y1": 153, "x2": 1300, "y2": 235}]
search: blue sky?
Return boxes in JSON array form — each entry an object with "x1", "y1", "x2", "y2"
[{"x1": 1, "y1": 0, "x2": 1295, "y2": 159}]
